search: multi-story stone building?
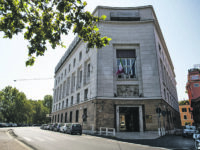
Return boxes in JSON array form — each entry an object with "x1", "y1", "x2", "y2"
[{"x1": 52, "y1": 5, "x2": 181, "y2": 132}]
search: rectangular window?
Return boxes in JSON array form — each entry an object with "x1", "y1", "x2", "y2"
[
  {"x1": 66, "y1": 99, "x2": 68, "y2": 107},
  {"x1": 61, "y1": 113, "x2": 63, "y2": 123},
  {"x1": 77, "y1": 68, "x2": 82, "y2": 89},
  {"x1": 110, "y1": 12, "x2": 140, "y2": 21},
  {"x1": 69, "y1": 64, "x2": 71, "y2": 72},
  {"x1": 84, "y1": 60, "x2": 91, "y2": 84},
  {"x1": 71, "y1": 96, "x2": 73, "y2": 105},
  {"x1": 87, "y1": 63, "x2": 90, "y2": 78},
  {"x1": 73, "y1": 58, "x2": 76, "y2": 67},
  {"x1": 191, "y1": 75, "x2": 200, "y2": 80},
  {"x1": 66, "y1": 77, "x2": 70, "y2": 96},
  {"x1": 84, "y1": 89, "x2": 88, "y2": 100},
  {"x1": 77, "y1": 93, "x2": 80, "y2": 103},
  {"x1": 79, "y1": 52, "x2": 82, "y2": 61},
  {"x1": 65, "y1": 112, "x2": 67, "y2": 123},
  {"x1": 62, "y1": 101, "x2": 64, "y2": 109},
  {"x1": 83, "y1": 108, "x2": 87, "y2": 122},
  {"x1": 59, "y1": 84, "x2": 62, "y2": 100},
  {"x1": 116, "y1": 49, "x2": 136, "y2": 79},
  {"x1": 194, "y1": 83, "x2": 200, "y2": 87},
  {"x1": 70, "y1": 111, "x2": 72, "y2": 123},
  {"x1": 80, "y1": 70, "x2": 82, "y2": 84},
  {"x1": 64, "y1": 69, "x2": 67, "y2": 76},
  {"x1": 57, "y1": 114, "x2": 60, "y2": 122},
  {"x1": 158, "y1": 43, "x2": 161, "y2": 52},
  {"x1": 182, "y1": 108, "x2": 187, "y2": 112},
  {"x1": 62, "y1": 81, "x2": 66, "y2": 98},
  {"x1": 52, "y1": 115, "x2": 54, "y2": 123},
  {"x1": 76, "y1": 110, "x2": 79, "y2": 122},
  {"x1": 71, "y1": 73, "x2": 76, "y2": 93},
  {"x1": 184, "y1": 115, "x2": 187, "y2": 120},
  {"x1": 55, "y1": 115, "x2": 57, "y2": 122}
]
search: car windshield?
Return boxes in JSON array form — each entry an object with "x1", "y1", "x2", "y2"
[{"x1": 72, "y1": 124, "x2": 81, "y2": 127}]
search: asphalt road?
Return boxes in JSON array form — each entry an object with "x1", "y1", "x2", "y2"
[{"x1": 13, "y1": 127, "x2": 170, "y2": 150}]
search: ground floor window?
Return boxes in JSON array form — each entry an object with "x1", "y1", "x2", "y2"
[
  {"x1": 61, "y1": 113, "x2": 63, "y2": 122},
  {"x1": 76, "y1": 110, "x2": 79, "y2": 122},
  {"x1": 70, "y1": 111, "x2": 72, "y2": 122},
  {"x1": 65, "y1": 112, "x2": 67, "y2": 123},
  {"x1": 83, "y1": 108, "x2": 87, "y2": 122},
  {"x1": 57, "y1": 114, "x2": 60, "y2": 122}
]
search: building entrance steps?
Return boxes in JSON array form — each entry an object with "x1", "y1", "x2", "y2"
[{"x1": 115, "y1": 131, "x2": 160, "y2": 139}]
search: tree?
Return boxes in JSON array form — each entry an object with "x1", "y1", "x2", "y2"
[
  {"x1": 0, "y1": 86, "x2": 32, "y2": 123},
  {"x1": 43, "y1": 95, "x2": 52, "y2": 114},
  {"x1": 179, "y1": 100, "x2": 189, "y2": 105},
  {"x1": 0, "y1": 0, "x2": 111, "y2": 66},
  {"x1": 31, "y1": 100, "x2": 49, "y2": 124}
]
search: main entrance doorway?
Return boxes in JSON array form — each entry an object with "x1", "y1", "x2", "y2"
[{"x1": 118, "y1": 106, "x2": 141, "y2": 132}]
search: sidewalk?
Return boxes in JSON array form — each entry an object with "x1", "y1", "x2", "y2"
[
  {"x1": 0, "y1": 128, "x2": 31, "y2": 150},
  {"x1": 115, "y1": 131, "x2": 160, "y2": 139}
]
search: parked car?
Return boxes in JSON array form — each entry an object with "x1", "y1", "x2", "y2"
[
  {"x1": 0, "y1": 123, "x2": 7, "y2": 127},
  {"x1": 60, "y1": 123, "x2": 68, "y2": 133},
  {"x1": 32, "y1": 124, "x2": 41, "y2": 126},
  {"x1": 46, "y1": 124, "x2": 53, "y2": 130},
  {"x1": 40, "y1": 124, "x2": 48, "y2": 129},
  {"x1": 50, "y1": 123, "x2": 57, "y2": 131},
  {"x1": 54, "y1": 123, "x2": 63, "y2": 132},
  {"x1": 66, "y1": 123, "x2": 82, "y2": 135},
  {"x1": 182, "y1": 125, "x2": 196, "y2": 137}
]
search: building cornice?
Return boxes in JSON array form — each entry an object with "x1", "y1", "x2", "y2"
[{"x1": 92, "y1": 5, "x2": 153, "y2": 15}]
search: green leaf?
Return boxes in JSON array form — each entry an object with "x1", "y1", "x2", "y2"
[
  {"x1": 101, "y1": 15, "x2": 107, "y2": 20},
  {"x1": 83, "y1": 1, "x2": 87, "y2": 6},
  {"x1": 93, "y1": 26, "x2": 99, "y2": 32},
  {"x1": 77, "y1": 0, "x2": 81, "y2": 4}
]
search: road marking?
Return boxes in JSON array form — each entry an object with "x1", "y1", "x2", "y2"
[
  {"x1": 33, "y1": 137, "x2": 45, "y2": 142},
  {"x1": 23, "y1": 137, "x2": 32, "y2": 142},
  {"x1": 43, "y1": 136, "x2": 55, "y2": 141}
]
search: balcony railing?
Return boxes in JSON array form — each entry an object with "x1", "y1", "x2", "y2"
[{"x1": 117, "y1": 74, "x2": 136, "y2": 80}]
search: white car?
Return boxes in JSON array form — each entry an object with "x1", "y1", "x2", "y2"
[
  {"x1": 183, "y1": 125, "x2": 196, "y2": 137},
  {"x1": 59, "y1": 123, "x2": 68, "y2": 133}
]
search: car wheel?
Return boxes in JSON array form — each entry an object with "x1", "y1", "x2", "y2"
[{"x1": 70, "y1": 131, "x2": 73, "y2": 135}]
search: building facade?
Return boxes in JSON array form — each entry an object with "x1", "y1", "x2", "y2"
[
  {"x1": 52, "y1": 6, "x2": 181, "y2": 132},
  {"x1": 179, "y1": 104, "x2": 193, "y2": 126},
  {"x1": 186, "y1": 68, "x2": 200, "y2": 126}
]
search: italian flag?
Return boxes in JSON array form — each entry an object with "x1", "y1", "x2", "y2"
[{"x1": 116, "y1": 59, "x2": 124, "y2": 75}]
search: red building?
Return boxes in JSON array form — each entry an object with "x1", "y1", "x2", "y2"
[{"x1": 186, "y1": 68, "x2": 200, "y2": 126}]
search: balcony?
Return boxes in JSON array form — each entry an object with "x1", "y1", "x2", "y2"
[{"x1": 117, "y1": 74, "x2": 136, "y2": 80}]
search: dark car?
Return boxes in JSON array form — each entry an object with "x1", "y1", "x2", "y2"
[
  {"x1": 66, "y1": 123, "x2": 82, "y2": 135},
  {"x1": 50, "y1": 123, "x2": 57, "y2": 131}
]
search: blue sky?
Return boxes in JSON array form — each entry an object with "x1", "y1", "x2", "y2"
[{"x1": 0, "y1": 0, "x2": 200, "y2": 100}]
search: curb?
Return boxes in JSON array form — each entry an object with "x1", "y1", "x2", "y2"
[{"x1": 7, "y1": 129, "x2": 37, "y2": 150}]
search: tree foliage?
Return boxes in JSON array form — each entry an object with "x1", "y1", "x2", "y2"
[
  {"x1": 0, "y1": 0, "x2": 111, "y2": 66},
  {"x1": 179, "y1": 100, "x2": 189, "y2": 105},
  {"x1": 0, "y1": 86, "x2": 52, "y2": 124},
  {"x1": 43, "y1": 95, "x2": 52, "y2": 114}
]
